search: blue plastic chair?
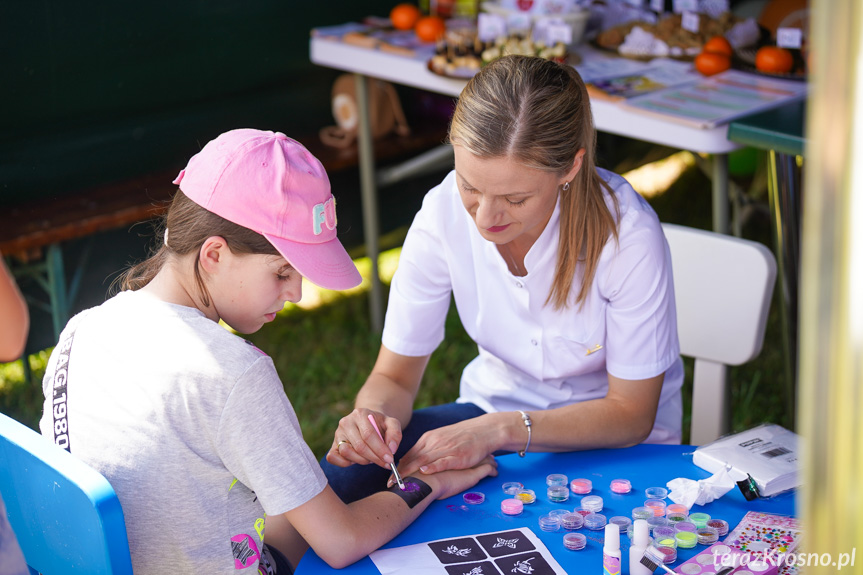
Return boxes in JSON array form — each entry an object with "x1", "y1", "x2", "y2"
[{"x1": 0, "y1": 412, "x2": 133, "y2": 575}]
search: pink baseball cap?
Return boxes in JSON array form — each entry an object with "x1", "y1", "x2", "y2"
[{"x1": 173, "y1": 129, "x2": 361, "y2": 290}]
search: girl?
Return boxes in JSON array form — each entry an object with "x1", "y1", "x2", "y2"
[{"x1": 39, "y1": 129, "x2": 496, "y2": 574}]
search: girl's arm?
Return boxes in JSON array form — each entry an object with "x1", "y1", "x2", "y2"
[{"x1": 0, "y1": 257, "x2": 29, "y2": 362}]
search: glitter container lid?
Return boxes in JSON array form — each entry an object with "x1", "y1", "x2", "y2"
[
  {"x1": 644, "y1": 499, "x2": 667, "y2": 516},
  {"x1": 463, "y1": 491, "x2": 485, "y2": 505},
  {"x1": 675, "y1": 521, "x2": 697, "y2": 533},
  {"x1": 631, "y1": 506, "x2": 653, "y2": 521},
  {"x1": 546, "y1": 473, "x2": 568, "y2": 487},
  {"x1": 688, "y1": 512, "x2": 711, "y2": 528},
  {"x1": 583, "y1": 512, "x2": 607, "y2": 531},
  {"x1": 563, "y1": 532, "x2": 587, "y2": 551},
  {"x1": 646, "y1": 516, "x2": 670, "y2": 533},
  {"x1": 609, "y1": 516, "x2": 631, "y2": 533},
  {"x1": 515, "y1": 489, "x2": 536, "y2": 504},
  {"x1": 502, "y1": 482, "x2": 524, "y2": 495},
  {"x1": 666, "y1": 511, "x2": 688, "y2": 524},
  {"x1": 549, "y1": 509, "x2": 570, "y2": 517},
  {"x1": 561, "y1": 512, "x2": 584, "y2": 530},
  {"x1": 707, "y1": 518, "x2": 729, "y2": 536},
  {"x1": 651, "y1": 541, "x2": 678, "y2": 563},
  {"x1": 573, "y1": 508, "x2": 593, "y2": 517},
  {"x1": 539, "y1": 514, "x2": 562, "y2": 532},
  {"x1": 570, "y1": 478, "x2": 592, "y2": 495},
  {"x1": 610, "y1": 478, "x2": 632, "y2": 494},
  {"x1": 501, "y1": 498, "x2": 524, "y2": 516},
  {"x1": 696, "y1": 526, "x2": 719, "y2": 545},
  {"x1": 581, "y1": 495, "x2": 603, "y2": 513},
  {"x1": 645, "y1": 486, "x2": 668, "y2": 499},
  {"x1": 653, "y1": 526, "x2": 676, "y2": 541},
  {"x1": 675, "y1": 530, "x2": 698, "y2": 549},
  {"x1": 666, "y1": 503, "x2": 688, "y2": 515},
  {"x1": 547, "y1": 485, "x2": 570, "y2": 502}
]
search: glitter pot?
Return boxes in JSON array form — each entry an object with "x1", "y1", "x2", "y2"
[
  {"x1": 515, "y1": 489, "x2": 536, "y2": 504},
  {"x1": 561, "y1": 512, "x2": 584, "y2": 530},
  {"x1": 644, "y1": 499, "x2": 667, "y2": 516},
  {"x1": 645, "y1": 486, "x2": 668, "y2": 500},
  {"x1": 501, "y1": 498, "x2": 524, "y2": 516},
  {"x1": 696, "y1": 526, "x2": 719, "y2": 545},
  {"x1": 570, "y1": 478, "x2": 592, "y2": 494},
  {"x1": 647, "y1": 516, "x2": 670, "y2": 534},
  {"x1": 583, "y1": 512, "x2": 607, "y2": 531},
  {"x1": 549, "y1": 509, "x2": 570, "y2": 518},
  {"x1": 666, "y1": 503, "x2": 688, "y2": 515},
  {"x1": 666, "y1": 511, "x2": 688, "y2": 524},
  {"x1": 610, "y1": 478, "x2": 632, "y2": 494},
  {"x1": 707, "y1": 518, "x2": 729, "y2": 536},
  {"x1": 609, "y1": 516, "x2": 631, "y2": 533},
  {"x1": 675, "y1": 530, "x2": 698, "y2": 549},
  {"x1": 548, "y1": 485, "x2": 570, "y2": 503},
  {"x1": 502, "y1": 482, "x2": 523, "y2": 495},
  {"x1": 652, "y1": 542, "x2": 677, "y2": 563},
  {"x1": 574, "y1": 508, "x2": 592, "y2": 517},
  {"x1": 463, "y1": 491, "x2": 485, "y2": 505},
  {"x1": 539, "y1": 514, "x2": 562, "y2": 532},
  {"x1": 688, "y1": 512, "x2": 711, "y2": 529},
  {"x1": 581, "y1": 495, "x2": 603, "y2": 513},
  {"x1": 546, "y1": 473, "x2": 568, "y2": 487},
  {"x1": 675, "y1": 521, "x2": 697, "y2": 533},
  {"x1": 563, "y1": 532, "x2": 587, "y2": 551},
  {"x1": 632, "y1": 506, "x2": 653, "y2": 521},
  {"x1": 653, "y1": 526, "x2": 676, "y2": 542}
]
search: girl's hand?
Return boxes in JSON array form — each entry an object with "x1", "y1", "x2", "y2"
[
  {"x1": 325, "y1": 409, "x2": 403, "y2": 470},
  {"x1": 395, "y1": 416, "x2": 501, "y2": 479},
  {"x1": 425, "y1": 455, "x2": 498, "y2": 501}
]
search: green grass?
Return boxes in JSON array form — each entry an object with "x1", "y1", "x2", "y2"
[{"x1": 0, "y1": 145, "x2": 792, "y2": 460}]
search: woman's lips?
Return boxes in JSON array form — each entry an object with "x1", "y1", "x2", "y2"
[
  {"x1": 487, "y1": 224, "x2": 511, "y2": 233},
  {"x1": 265, "y1": 312, "x2": 278, "y2": 322}
]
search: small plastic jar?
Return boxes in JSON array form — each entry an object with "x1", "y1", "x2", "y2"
[
  {"x1": 547, "y1": 485, "x2": 570, "y2": 503},
  {"x1": 675, "y1": 521, "x2": 697, "y2": 533},
  {"x1": 581, "y1": 495, "x2": 603, "y2": 513},
  {"x1": 570, "y1": 478, "x2": 592, "y2": 495},
  {"x1": 549, "y1": 509, "x2": 570, "y2": 518},
  {"x1": 675, "y1": 530, "x2": 698, "y2": 549},
  {"x1": 501, "y1": 498, "x2": 523, "y2": 516},
  {"x1": 645, "y1": 486, "x2": 668, "y2": 500},
  {"x1": 516, "y1": 489, "x2": 536, "y2": 505},
  {"x1": 666, "y1": 511, "x2": 688, "y2": 525},
  {"x1": 647, "y1": 516, "x2": 670, "y2": 534},
  {"x1": 610, "y1": 478, "x2": 632, "y2": 494},
  {"x1": 632, "y1": 506, "x2": 653, "y2": 521},
  {"x1": 696, "y1": 526, "x2": 719, "y2": 545},
  {"x1": 546, "y1": 473, "x2": 568, "y2": 487},
  {"x1": 707, "y1": 518, "x2": 729, "y2": 536},
  {"x1": 584, "y1": 512, "x2": 607, "y2": 531},
  {"x1": 539, "y1": 514, "x2": 562, "y2": 532},
  {"x1": 609, "y1": 516, "x2": 632, "y2": 533},
  {"x1": 666, "y1": 503, "x2": 688, "y2": 515},
  {"x1": 653, "y1": 526, "x2": 677, "y2": 542},
  {"x1": 502, "y1": 482, "x2": 523, "y2": 496},
  {"x1": 563, "y1": 532, "x2": 587, "y2": 551},
  {"x1": 644, "y1": 499, "x2": 667, "y2": 517},
  {"x1": 574, "y1": 507, "x2": 593, "y2": 517},
  {"x1": 688, "y1": 512, "x2": 711, "y2": 529},
  {"x1": 561, "y1": 512, "x2": 584, "y2": 530},
  {"x1": 463, "y1": 491, "x2": 485, "y2": 505},
  {"x1": 651, "y1": 538, "x2": 678, "y2": 563}
]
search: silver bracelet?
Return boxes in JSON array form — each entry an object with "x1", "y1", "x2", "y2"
[{"x1": 517, "y1": 410, "x2": 532, "y2": 457}]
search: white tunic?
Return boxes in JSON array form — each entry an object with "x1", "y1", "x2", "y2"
[{"x1": 382, "y1": 168, "x2": 684, "y2": 443}]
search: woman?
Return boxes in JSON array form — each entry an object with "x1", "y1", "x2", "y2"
[{"x1": 323, "y1": 55, "x2": 683, "y2": 502}]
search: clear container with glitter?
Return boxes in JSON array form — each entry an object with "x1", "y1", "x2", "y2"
[
  {"x1": 463, "y1": 491, "x2": 485, "y2": 505},
  {"x1": 666, "y1": 503, "x2": 688, "y2": 515},
  {"x1": 548, "y1": 485, "x2": 570, "y2": 503},
  {"x1": 546, "y1": 473, "x2": 568, "y2": 487},
  {"x1": 570, "y1": 478, "x2": 592, "y2": 495},
  {"x1": 515, "y1": 488, "x2": 536, "y2": 504},
  {"x1": 647, "y1": 516, "x2": 669, "y2": 534},
  {"x1": 539, "y1": 514, "x2": 562, "y2": 532},
  {"x1": 707, "y1": 518, "x2": 729, "y2": 536},
  {"x1": 688, "y1": 512, "x2": 711, "y2": 529},
  {"x1": 696, "y1": 526, "x2": 719, "y2": 545},
  {"x1": 502, "y1": 482, "x2": 523, "y2": 495},
  {"x1": 631, "y1": 506, "x2": 653, "y2": 522},
  {"x1": 581, "y1": 495, "x2": 603, "y2": 513},
  {"x1": 549, "y1": 509, "x2": 570, "y2": 518},
  {"x1": 563, "y1": 532, "x2": 586, "y2": 551},
  {"x1": 644, "y1": 499, "x2": 666, "y2": 516},
  {"x1": 583, "y1": 512, "x2": 607, "y2": 531},
  {"x1": 610, "y1": 478, "x2": 632, "y2": 494},
  {"x1": 675, "y1": 530, "x2": 698, "y2": 549},
  {"x1": 651, "y1": 536, "x2": 678, "y2": 563},
  {"x1": 653, "y1": 526, "x2": 676, "y2": 542},
  {"x1": 573, "y1": 507, "x2": 592, "y2": 517},
  {"x1": 675, "y1": 521, "x2": 697, "y2": 533},
  {"x1": 561, "y1": 512, "x2": 584, "y2": 530},
  {"x1": 609, "y1": 516, "x2": 631, "y2": 533},
  {"x1": 666, "y1": 511, "x2": 688, "y2": 524},
  {"x1": 645, "y1": 486, "x2": 668, "y2": 500},
  {"x1": 501, "y1": 498, "x2": 524, "y2": 516}
]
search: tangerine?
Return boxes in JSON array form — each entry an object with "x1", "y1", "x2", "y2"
[
  {"x1": 389, "y1": 3, "x2": 422, "y2": 31},
  {"x1": 755, "y1": 46, "x2": 794, "y2": 74},
  {"x1": 415, "y1": 15, "x2": 446, "y2": 43},
  {"x1": 695, "y1": 51, "x2": 732, "y2": 76},
  {"x1": 702, "y1": 36, "x2": 733, "y2": 57}
]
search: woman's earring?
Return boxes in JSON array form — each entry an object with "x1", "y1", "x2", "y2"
[{"x1": 561, "y1": 182, "x2": 571, "y2": 192}]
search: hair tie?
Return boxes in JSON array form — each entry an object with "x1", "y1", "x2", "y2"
[{"x1": 163, "y1": 228, "x2": 169, "y2": 248}]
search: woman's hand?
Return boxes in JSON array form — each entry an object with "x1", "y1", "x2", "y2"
[
  {"x1": 325, "y1": 408, "x2": 403, "y2": 469},
  {"x1": 426, "y1": 454, "x2": 498, "y2": 501}
]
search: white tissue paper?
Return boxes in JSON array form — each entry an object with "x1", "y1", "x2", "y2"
[{"x1": 666, "y1": 466, "x2": 737, "y2": 508}]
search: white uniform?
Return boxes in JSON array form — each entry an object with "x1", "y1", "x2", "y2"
[{"x1": 382, "y1": 168, "x2": 683, "y2": 443}]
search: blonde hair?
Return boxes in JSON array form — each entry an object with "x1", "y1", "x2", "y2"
[
  {"x1": 448, "y1": 55, "x2": 619, "y2": 309},
  {"x1": 115, "y1": 191, "x2": 279, "y2": 306}
]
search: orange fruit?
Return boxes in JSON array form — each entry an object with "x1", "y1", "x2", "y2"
[
  {"x1": 389, "y1": 3, "x2": 422, "y2": 31},
  {"x1": 703, "y1": 36, "x2": 734, "y2": 57},
  {"x1": 755, "y1": 46, "x2": 794, "y2": 74},
  {"x1": 414, "y1": 15, "x2": 446, "y2": 43},
  {"x1": 695, "y1": 51, "x2": 732, "y2": 76}
]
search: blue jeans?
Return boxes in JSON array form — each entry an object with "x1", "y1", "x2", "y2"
[{"x1": 320, "y1": 402, "x2": 487, "y2": 503}]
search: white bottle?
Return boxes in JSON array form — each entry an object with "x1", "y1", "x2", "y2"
[
  {"x1": 629, "y1": 519, "x2": 652, "y2": 575},
  {"x1": 603, "y1": 523, "x2": 621, "y2": 575}
]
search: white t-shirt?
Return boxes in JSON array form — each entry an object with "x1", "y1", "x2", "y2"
[
  {"x1": 382, "y1": 168, "x2": 683, "y2": 443},
  {"x1": 39, "y1": 290, "x2": 327, "y2": 575}
]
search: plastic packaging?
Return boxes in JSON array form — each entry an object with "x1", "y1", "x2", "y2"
[
  {"x1": 570, "y1": 478, "x2": 592, "y2": 494},
  {"x1": 501, "y1": 498, "x2": 524, "y2": 516},
  {"x1": 696, "y1": 526, "x2": 719, "y2": 545},
  {"x1": 502, "y1": 481, "x2": 523, "y2": 495},
  {"x1": 675, "y1": 530, "x2": 698, "y2": 549},
  {"x1": 539, "y1": 514, "x2": 562, "y2": 532},
  {"x1": 563, "y1": 532, "x2": 587, "y2": 551},
  {"x1": 581, "y1": 495, "x2": 603, "y2": 512},
  {"x1": 515, "y1": 489, "x2": 536, "y2": 504},
  {"x1": 610, "y1": 478, "x2": 632, "y2": 494},
  {"x1": 609, "y1": 516, "x2": 632, "y2": 533},
  {"x1": 546, "y1": 473, "x2": 568, "y2": 486},
  {"x1": 629, "y1": 519, "x2": 653, "y2": 575},
  {"x1": 688, "y1": 512, "x2": 711, "y2": 529},
  {"x1": 547, "y1": 485, "x2": 570, "y2": 503},
  {"x1": 584, "y1": 512, "x2": 607, "y2": 530},
  {"x1": 463, "y1": 491, "x2": 485, "y2": 504},
  {"x1": 666, "y1": 511, "x2": 688, "y2": 524},
  {"x1": 632, "y1": 506, "x2": 653, "y2": 521},
  {"x1": 561, "y1": 512, "x2": 584, "y2": 530},
  {"x1": 707, "y1": 518, "x2": 729, "y2": 536},
  {"x1": 645, "y1": 486, "x2": 668, "y2": 499},
  {"x1": 603, "y1": 524, "x2": 621, "y2": 574},
  {"x1": 644, "y1": 499, "x2": 667, "y2": 516}
]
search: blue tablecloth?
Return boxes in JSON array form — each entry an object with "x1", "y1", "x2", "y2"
[{"x1": 295, "y1": 444, "x2": 796, "y2": 573}]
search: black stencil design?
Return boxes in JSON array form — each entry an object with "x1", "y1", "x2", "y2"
[
  {"x1": 494, "y1": 552, "x2": 555, "y2": 575},
  {"x1": 477, "y1": 531, "x2": 536, "y2": 557},
  {"x1": 444, "y1": 561, "x2": 504, "y2": 575},
  {"x1": 429, "y1": 537, "x2": 488, "y2": 564}
]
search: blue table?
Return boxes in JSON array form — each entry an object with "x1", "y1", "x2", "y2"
[{"x1": 295, "y1": 444, "x2": 796, "y2": 573}]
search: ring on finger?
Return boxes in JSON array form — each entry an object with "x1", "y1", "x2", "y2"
[{"x1": 337, "y1": 439, "x2": 352, "y2": 450}]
